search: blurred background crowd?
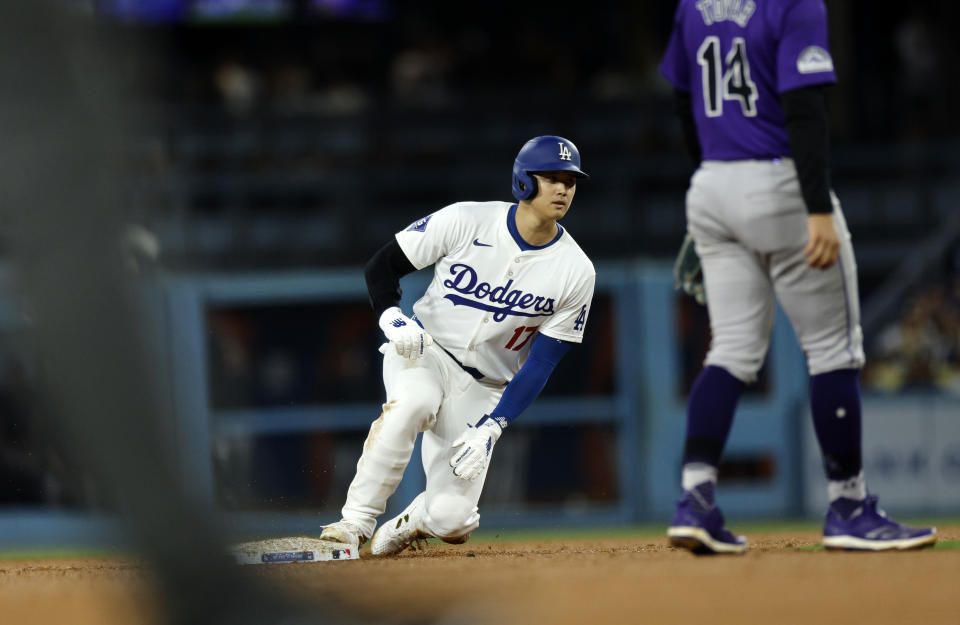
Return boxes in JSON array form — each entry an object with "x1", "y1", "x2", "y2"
[{"x1": 2, "y1": 0, "x2": 959, "y2": 512}]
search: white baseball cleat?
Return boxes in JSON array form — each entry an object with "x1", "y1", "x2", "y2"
[
  {"x1": 319, "y1": 519, "x2": 369, "y2": 547},
  {"x1": 371, "y1": 492, "x2": 429, "y2": 556}
]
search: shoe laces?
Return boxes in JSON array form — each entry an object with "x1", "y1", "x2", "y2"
[
  {"x1": 689, "y1": 489, "x2": 713, "y2": 511},
  {"x1": 866, "y1": 495, "x2": 887, "y2": 518},
  {"x1": 324, "y1": 519, "x2": 367, "y2": 543},
  {"x1": 862, "y1": 495, "x2": 897, "y2": 525}
]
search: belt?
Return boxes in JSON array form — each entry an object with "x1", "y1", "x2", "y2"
[
  {"x1": 438, "y1": 344, "x2": 486, "y2": 381},
  {"x1": 413, "y1": 315, "x2": 504, "y2": 386}
]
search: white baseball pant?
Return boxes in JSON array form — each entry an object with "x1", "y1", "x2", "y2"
[{"x1": 340, "y1": 342, "x2": 504, "y2": 541}]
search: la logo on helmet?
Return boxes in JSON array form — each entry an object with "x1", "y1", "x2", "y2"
[{"x1": 558, "y1": 143, "x2": 572, "y2": 161}]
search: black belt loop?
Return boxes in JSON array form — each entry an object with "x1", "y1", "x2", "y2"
[{"x1": 438, "y1": 344, "x2": 485, "y2": 381}]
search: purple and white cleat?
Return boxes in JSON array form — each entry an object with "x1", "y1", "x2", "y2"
[
  {"x1": 822, "y1": 495, "x2": 937, "y2": 551},
  {"x1": 667, "y1": 482, "x2": 747, "y2": 555}
]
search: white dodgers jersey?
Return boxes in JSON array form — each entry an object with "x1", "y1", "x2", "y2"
[{"x1": 395, "y1": 201, "x2": 596, "y2": 385}]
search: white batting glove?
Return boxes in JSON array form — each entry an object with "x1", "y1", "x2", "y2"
[
  {"x1": 449, "y1": 416, "x2": 504, "y2": 481},
  {"x1": 378, "y1": 306, "x2": 433, "y2": 360}
]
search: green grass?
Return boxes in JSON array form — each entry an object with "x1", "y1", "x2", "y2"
[
  {"x1": 0, "y1": 546, "x2": 132, "y2": 561},
  {"x1": 471, "y1": 517, "x2": 960, "y2": 544},
  {"x1": 470, "y1": 522, "x2": 666, "y2": 543}
]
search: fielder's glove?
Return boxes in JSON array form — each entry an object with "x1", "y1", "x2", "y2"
[
  {"x1": 673, "y1": 233, "x2": 707, "y2": 306},
  {"x1": 449, "y1": 415, "x2": 503, "y2": 481},
  {"x1": 378, "y1": 306, "x2": 433, "y2": 360}
]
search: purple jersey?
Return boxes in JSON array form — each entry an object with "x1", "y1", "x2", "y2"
[{"x1": 659, "y1": 0, "x2": 836, "y2": 160}]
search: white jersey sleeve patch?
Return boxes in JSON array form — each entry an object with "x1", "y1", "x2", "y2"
[
  {"x1": 395, "y1": 203, "x2": 468, "y2": 271},
  {"x1": 796, "y1": 46, "x2": 834, "y2": 74},
  {"x1": 405, "y1": 214, "x2": 432, "y2": 233},
  {"x1": 538, "y1": 272, "x2": 595, "y2": 344}
]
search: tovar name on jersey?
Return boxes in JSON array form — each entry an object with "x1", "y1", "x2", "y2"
[
  {"x1": 442, "y1": 263, "x2": 555, "y2": 322},
  {"x1": 695, "y1": 0, "x2": 756, "y2": 27}
]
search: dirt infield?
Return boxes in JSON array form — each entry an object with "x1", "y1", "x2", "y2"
[{"x1": 2, "y1": 526, "x2": 958, "y2": 625}]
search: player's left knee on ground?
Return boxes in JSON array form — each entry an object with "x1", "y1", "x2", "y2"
[
  {"x1": 440, "y1": 532, "x2": 472, "y2": 545},
  {"x1": 422, "y1": 493, "x2": 479, "y2": 542}
]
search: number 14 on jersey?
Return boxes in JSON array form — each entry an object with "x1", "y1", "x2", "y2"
[{"x1": 697, "y1": 36, "x2": 758, "y2": 117}]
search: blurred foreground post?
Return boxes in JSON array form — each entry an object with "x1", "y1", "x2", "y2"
[{"x1": 0, "y1": 3, "x2": 350, "y2": 624}]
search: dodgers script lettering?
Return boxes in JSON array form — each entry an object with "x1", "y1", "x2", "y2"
[{"x1": 442, "y1": 263, "x2": 555, "y2": 322}]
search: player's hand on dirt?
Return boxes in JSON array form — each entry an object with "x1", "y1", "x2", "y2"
[
  {"x1": 449, "y1": 416, "x2": 503, "y2": 481},
  {"x1": 378, "y1": 306, "x2": 433, "y2": 360},
  {"x1": 804, "y1": 214, "x2": 840, "y2": 270}
]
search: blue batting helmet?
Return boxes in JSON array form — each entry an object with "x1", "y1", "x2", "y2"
[{"x1": 511, "y1": 135, "x2": 589, "y2": 201}]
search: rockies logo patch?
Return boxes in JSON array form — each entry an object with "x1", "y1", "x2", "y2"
[{"x1": 796, "y1": 46, "x2": 833, "y2": 74}]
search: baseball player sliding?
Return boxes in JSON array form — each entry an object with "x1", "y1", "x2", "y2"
[
  {"x1": 660, "y1": 0, "x2": 936, "y2": 553},
  {"x1": 320, "y1": 136, "x2": 595, "y2": 556}
]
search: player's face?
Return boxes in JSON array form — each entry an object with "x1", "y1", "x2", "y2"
[{"x1": 531, "y1": 172, "x2": 577, "y2": 220}]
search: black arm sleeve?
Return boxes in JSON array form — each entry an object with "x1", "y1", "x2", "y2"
[
  {"x1": 364, "y1": 238, "x2": 417, "y2": 317},
  {"x1": 781, "y1": 85, "x2": 833, "y2": 214},
  {"x1": 673, "y1": 88, "x2": 702, "y2": 166}
]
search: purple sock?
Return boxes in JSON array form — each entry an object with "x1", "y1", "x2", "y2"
[
  {"x1": 810, "y1": 369, "x2": 863, "y2": 480},
  {"x1": 683, "y1": 365, "x2": 745, "y2": 466}
]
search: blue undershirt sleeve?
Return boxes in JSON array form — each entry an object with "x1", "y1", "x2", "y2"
[{"x1": 485, "y1": 333, "x2": 572, "y2": 429}]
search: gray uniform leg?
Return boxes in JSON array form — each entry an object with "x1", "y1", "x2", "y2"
[{"x1": 688, "y1": 160, "x2": 864, "y2": 382}]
